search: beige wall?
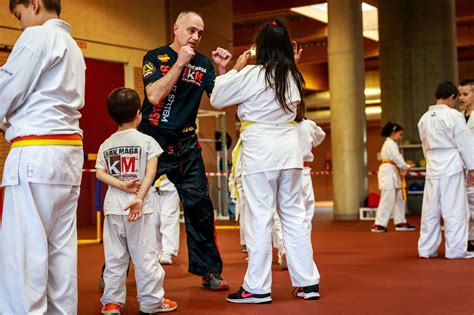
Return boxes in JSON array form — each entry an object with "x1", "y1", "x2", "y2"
[{"x1": 0, "y1": 0, "x2": 168, "y2": 67}]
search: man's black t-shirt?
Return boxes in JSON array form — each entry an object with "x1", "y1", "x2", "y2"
[{"x1": 141, "y1": 45, "x2": 215, "y2": 134}]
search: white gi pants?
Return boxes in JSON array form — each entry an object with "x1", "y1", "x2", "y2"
[
  {"x1": 302, "y1": 167, "x2": 316, "y2": 231},
  {"x1": 467, "y1": 185, "x2": 474, "y2": 241},
  {"x1": 0, "y1": 182, "x2": 80, "y2": 315},
  {"x1": 236, "y1": 177, "x2": 247, "y2": 245},
  {"x1": 418, "y1": 171, "x2": 471, "y2": 259},
  {"x1": 101, "y1": 214, "x2": 165, "y2": 312},
  {"x1": 153, "y1": 189, "x2": 180, "y2": 256},
  {"x1": 272, "y1": 167, "x2": 315, "y2": 249},
  {"x1": 242, "y1": 169, "x2": 320, "y2": 294},
  {"x1": 375, "y1": 189, "x2": 406, "y2": 227}
]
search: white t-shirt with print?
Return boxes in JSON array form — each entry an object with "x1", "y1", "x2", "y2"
[{"x1": 96, "y1": 129, "x2": 163, "y2": 215}]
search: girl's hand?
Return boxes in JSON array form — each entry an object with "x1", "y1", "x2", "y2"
[
  {"x1": 292, "y1": 41, "x2": 303, "y2": 64},
  {"x1": 121, "y1": 179, "x2": 141, "y2": 193},
  {"x1": 233, "y1": 50, "x2": 251, "y2": 72}
]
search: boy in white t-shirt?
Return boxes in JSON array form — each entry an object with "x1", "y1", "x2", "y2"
[{"x1": 96, "y1": 88, "x2": 177, "y2": 314}]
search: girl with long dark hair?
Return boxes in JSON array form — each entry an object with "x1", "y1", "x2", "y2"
[{"x1": 211, "y1": 18, "x2": 320, "y2": 304}]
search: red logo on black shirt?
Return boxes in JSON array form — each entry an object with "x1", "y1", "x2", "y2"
[{"x1": 182, "y1": 64, "x2": 207, "y2": 87}]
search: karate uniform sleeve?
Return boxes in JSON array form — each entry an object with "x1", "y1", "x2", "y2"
[
  {"x1": 0, "y1": 44, "x2": 42, "y2": 122},
  {"x1": 453, "y1": 113, "x2": 474, "y2": 169},
  {"x1": 388, "y1": 140, "x2": 411, "y2": 170},
  {"x1": 307, "y1": 120, "x2": 326, "y2": 147},
  {"x1": 210, "y1": 69, "x2": 249, "y2": 108}
]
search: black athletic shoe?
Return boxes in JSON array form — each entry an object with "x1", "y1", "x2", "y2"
[
  {"x1": 395, "y1": 223, "x2": 416, "y2": 231},
  {"x1": 371, "y1": 224, "x2": 387, "y2": 233},
  {"x1": 468, "y1": 241, "x2": 474, "y2": 252},
  {"x1": 226, "y1": 287, "x2": 272, "y2": 304},
  {"x1": 292, "y1": 284, "x2": 320, "y2": 300},
  {"x1": 201, "y1": 272, "x2": 229, "y2": 291}
]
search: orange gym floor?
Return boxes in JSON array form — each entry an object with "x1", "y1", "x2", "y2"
[{"x1": 77, "y1": 213, "x2": 474, "y2": 314}]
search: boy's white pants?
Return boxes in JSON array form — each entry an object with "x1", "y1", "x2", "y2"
[
  {"x1": 375, "y1": 188, "x2": 407, "y2": 227},
  {"x1": 418, "y1": 172, "x2": 471, "y2": 259},
  {"x1": 154, "y1": 190, "x2": 180, "y2": 256},
  {"x1": 101, "y1": 214, "x2": 165, "y2": 312},
  {"x1": 467, "y1": 185, "x2": 474, "y2": 241},
  {"x1": 242, "y1": 169, "x2": 320, "y2": 294},
  {"x1": 0, "y1": 182, "x2": 80, "y2": 315}
]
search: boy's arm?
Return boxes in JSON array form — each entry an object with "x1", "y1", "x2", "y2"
[
  {"x1": 124, "y1": 156, "x2": 158, "y2": 221},
  {"x1": 96, "y1": 169, "x2": 141, "y2": 193},
  {"x1": 0, "y1": 43, "x2": 43, "y2": 122}
]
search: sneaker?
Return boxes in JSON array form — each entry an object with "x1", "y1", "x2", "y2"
[
  {"x1": 395, "y1": 223, "x2": 416, "y2": 231},
  {"x1": 139, "y1": 298, "x2": 177, "y2": 314},
  {"x1": 226, "y1": 287, "x2": 272, "y2": 304},
  {"x1": 467, "y1": 241, "x2": 474, "y2": 252},
  {"x1": 371, "y1": 224, "x2": 387, "y2": 233},
  {"x1": 202, "y1": 272, "x2": 230, "y2": 291},
  {"x1": 292, "y1": 284, "x2": 320, "y2": 300},
  {"x1": 98, "y1": 277, "x2": 105, "y2": 292},
  {"x1": 101, "y1": 303, "x2": 121, "y2": 314},
  {"x1": 278, "y1": 249, "x2": 288, "y2": 270},
  {"x1": 159, "y1": 252, "x2": 173, "y2": 265},
  {"x1": 242, "y1": 245, "x2": 248, "y2": 253}
]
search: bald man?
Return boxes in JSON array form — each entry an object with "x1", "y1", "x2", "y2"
[{"x1": 138, "y1": 11, "x2": 232, "y2": 290}]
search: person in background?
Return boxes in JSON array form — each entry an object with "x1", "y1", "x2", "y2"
[
  {"x1": 371, "y1": 122, "x2": 416, "y2": 233},
  {"x1": 458, "y1": 79, "x2": 474, "y2": 252},
  {"x1": 417, "y1": 81, "x2": 474, "y2": 259},
  {"x1": 154, "y1": 175, "x2": 181, "y2": 265}
]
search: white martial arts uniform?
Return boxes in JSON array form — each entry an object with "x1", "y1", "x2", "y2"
[
  {"x1": 417, "y1": 104, "x2": 474, "y2": 259},
  {"x1": 211, "y1": 66, "x2": 320, "y2": 294},
  {"x1": 375, "y1": 138, "x2": 411, "y2": 227},
  {"x1": 154, "y1": 175, "x2": 180, "y2": 256},
  {"x1": 272, "y1": 119, "x2": 325, "y2": 261},
  {"x1": 297, "y1": 119, "x2": 326, "y2": 231},
  {"x1": 465, "y1": 114, "x2": 474, "y2": 242},
  {"x1": 0, "y1": 19, "x2": 85, "y2": 315},
  {"x1": 96, "y1": 129, "x2": 166, "y2": 312},
  {"x1": 230, "y1": 140, "x2": 247, "y2": 246}
]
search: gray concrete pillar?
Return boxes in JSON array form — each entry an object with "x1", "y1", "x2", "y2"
[
  {"x1": 378, "y1": 0, "x2": 458, "y2": 142},
  {"x1": 328, "y1": 0, "x2": 368, "y2": 219}
]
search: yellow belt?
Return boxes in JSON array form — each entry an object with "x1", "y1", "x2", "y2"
[
  {"x1": 11, "y1": 134, "x2": 83, "y2": 148},
  {"x1": 155, "y1": 174, "x2": 168, "y2": 188},
  {"x1": 381, "y1": 160, "x2": 407, "y2": 201}
]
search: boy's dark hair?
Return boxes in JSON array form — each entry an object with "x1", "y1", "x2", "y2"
[
  {"x1": 9, "y1": 0, "x2": 61, "y2": 15},
  {"x1": 380, "y1": 122, "x2": 403, "y2": 137},
  {"x1": 435, "y1": 81, "x2": 458, "y2": 100},
  {"x1": 107, "y1": 87, "x2": 141, "y2": 125},
  {"x1": 459, "y1": 79, "x2": 474, "y2": 88}
]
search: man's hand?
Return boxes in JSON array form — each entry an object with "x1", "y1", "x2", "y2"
[
  {"x1": 124, "y1": 198, "x2": 143, "y2": 221},
  {"x1": 177, "y1": 45, "x2": 195, "y2": 67},
  {"x1": 292, "y1": 41, "x2": 303, "y2": 64},
  {"x1": 212, "y1": 47, "x2": 232, "y2": 71},
  {"x1": 121, "y1": 179, "x2": 141, "y2": 193},
  {"x1": 233, "y1": 50, "x2": 251, "y2": 72},
  {"x1": 467, "y1": 170, "x2": 474, "y2": 186}
]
